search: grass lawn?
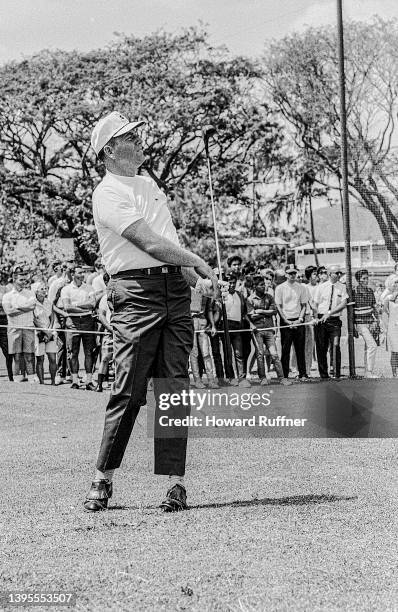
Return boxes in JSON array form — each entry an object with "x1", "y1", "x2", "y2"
[{"x1": 1, "y1": 380, "x2": 397, "y2": 611}]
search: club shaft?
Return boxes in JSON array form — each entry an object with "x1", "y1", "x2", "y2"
[{"x1": 205, "y1": 155, "x2": 224, "y2": 282}]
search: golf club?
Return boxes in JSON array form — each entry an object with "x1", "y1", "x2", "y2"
[{"x1": 202, "y1": 125, "x2": 234, "y2": 380}]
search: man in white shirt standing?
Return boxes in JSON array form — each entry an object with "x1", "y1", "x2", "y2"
[
  {"x1": 84, "y1": 111, "x2": 217, "y2": 513},
  {"x1": 223, "y1": 274, "x2": 250, "y2": 386},
  {"x1": 2, "y1": 265, "x2": 36, "y2": 383},
  {"x1": 60, "y1": 266, "x2": 96, "y2": 390},
  {"x1": 313, "y1": 264, "x2": 348, "y2": 379},
  {"x1": 274, "y1": 264, "x2": 309, "y2": 381}
]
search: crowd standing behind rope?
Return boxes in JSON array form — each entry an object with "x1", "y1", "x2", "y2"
[{"x1": 1, "y1": 254, "x2": 398, "y2": 387}]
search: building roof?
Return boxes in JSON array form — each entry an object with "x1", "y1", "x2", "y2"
[
  {"x1": 225, "y1": 237, "x2": 289, "y2": 247},
  {"x1": 295, "y1": 240, "x2": 385, "y2": 250}
]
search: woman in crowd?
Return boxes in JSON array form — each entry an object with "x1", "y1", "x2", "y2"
[
  {"x1": 34, "y1": 283, "x2": 58, "y2": 384},
  {"x1": 383, "y1": 275, "x2": 398, "y2": 377}
]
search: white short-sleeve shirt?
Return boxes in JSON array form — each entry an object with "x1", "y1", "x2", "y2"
[
  {"x1": 274, "y1": 281, "x2": 308, "y2": 319},
  {"x1": 313, "y1": 280, "x2": 348, "y2": 316},
  {"x1": 92, "y1": 172, "x2": 180, "y2": 275},
  {"x1": 60, "y1": 282, "x2": 95, "y2": 316},
  {"x1": 2, "y1": 287, "x2": 36, "y2": 327},
  {"x1": 225, "y1": 292, "x2": 242, "y2": 322}
]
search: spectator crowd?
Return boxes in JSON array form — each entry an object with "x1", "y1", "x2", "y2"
[{"x1": 1, "y1": 254, "x2": 398, "y2": 389}]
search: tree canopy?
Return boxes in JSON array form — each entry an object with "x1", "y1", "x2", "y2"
[
  {"x1": 0, "y1": 27, "x2": 281, "y2": 271},
  {"x1": 2, "y1": 19, "x2": 398, "y2": 275},
  {"x1": 262, "y1": 18, "x2": 398, "y2": 259}
]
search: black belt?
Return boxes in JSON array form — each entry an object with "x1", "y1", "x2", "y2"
[{"x1": 112, "y1": 265, "x2": 181, "y2": 278}]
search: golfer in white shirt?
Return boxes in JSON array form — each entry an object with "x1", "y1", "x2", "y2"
[{"x1": 84, "y1": 111, "x2": 217, "y2": 513}]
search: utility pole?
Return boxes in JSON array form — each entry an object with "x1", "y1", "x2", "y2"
[{"x1": 337, "y1": 0, "x2": 356, "y2": 377}]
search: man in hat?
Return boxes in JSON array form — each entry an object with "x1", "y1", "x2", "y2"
[
  {"x1": 312, "y1": 264, "x2": 348, "y2": 379},
  {"x1": 274, "y1": 264, "x2": 309, "y2": 381},
  {"x1": 84, "y1": 111, "x2": 217, "y2": 513}
]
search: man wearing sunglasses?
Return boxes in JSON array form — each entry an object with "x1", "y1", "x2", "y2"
[{"x1": 84, "y1": 111, "x2": 217, "y2": 513}]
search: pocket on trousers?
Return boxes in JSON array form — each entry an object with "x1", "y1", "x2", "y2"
[{"x1": 111, "y1": 279, "x2": 153, "y2": 316}]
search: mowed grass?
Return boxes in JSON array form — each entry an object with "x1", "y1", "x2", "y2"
[{"x1": 1, "y1": 381, "x2": 397, "y2": 611}]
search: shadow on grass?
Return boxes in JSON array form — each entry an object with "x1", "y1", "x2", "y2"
[
  {"x1": 103, "y1": 493, "x2": 356, "y2": 513},
  {"x1": 190, "y1": 493, "x2": 357, "y2": 510}
]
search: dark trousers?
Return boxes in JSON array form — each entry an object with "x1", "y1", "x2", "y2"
[
  {"x1": 96, "y1": 272, "x2": 193, "y2": 476},
  {"x1": 280, "y1": 322, "x2": 307, "y2": 378},
  {"x1": 0, "y1": 315, "x2": 13, "y2": 381},
  {"x1": 226, "y1": 320, "x2": 244, "y2": 379},
  {"x1": 314, "y1": 316, "x2": 342, "y2": 378},
  {"x1": 209, "y1": 333, "x2": 226, "y2": 380},
  {"x1": 65, "y1": 315, "x2": 96, "y2": 374},
  {"x1": 56, "y1": 329, "x2": 68, "y2": 378}
]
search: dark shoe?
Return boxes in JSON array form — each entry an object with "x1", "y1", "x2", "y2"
[
  {"x1": 84, "y1": 479, "x2": 113, "y2": 512},
  {"x1": 86, "y1": 382, "x2": 97, "y2": 391},
  {"x1": 71, "y1": 382, "x2": 79, "y2": 389},
  {"x1": 160, "y1": 484, "x2": 188, "y2": 512},
  {"x1": 96, "y1": 387, "x2": 103, "y2": 393}
]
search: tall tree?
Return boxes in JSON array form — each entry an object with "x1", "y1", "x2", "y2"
[
  {"x1": 262, "y1": 18, "x2": 398, "y2": 259},
  {"x1": 0, "y1": 28, "x2": 280, "y2": 269}
]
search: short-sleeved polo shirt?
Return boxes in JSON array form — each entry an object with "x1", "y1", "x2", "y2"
[
  {"x1": 60, "y1": 282, "x2": 95, "y2": 316},
  {"x1": 92, "y1": 171, "x2": 180, "y2": 274},
  {"x1": 274, "y1": 281, "x2": 308, "y2": 319}
]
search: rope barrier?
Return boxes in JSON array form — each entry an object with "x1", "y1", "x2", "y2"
[
  {"x1": 0, "y1": 322, "x2": 311, "y2": 335},
  {"x1": 0, "y1": 300, "x2": 356, "y2": 335},
  {"x1": 0, "y1": 305, "x2": 356, "y2": 336},
  {"x1": 0, "y1": 324, "x2": 108, "y2": 335}
]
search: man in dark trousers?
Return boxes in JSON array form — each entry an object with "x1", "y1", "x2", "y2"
[
  {"x1": 223, "y1": 274, "x2": 251, "y2": 387},
  {"x1": 313, "y1": 264, "x2": 348, "y2": 379},
  {"x1": 274, "y1": 264, "x2": 309, "y2": 381},
  {"x1": 84, "y1": 111, "x2": 217, "y2": 513}
]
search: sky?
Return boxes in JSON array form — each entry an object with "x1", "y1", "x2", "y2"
[{"x1": 0, "y1": 0, "x2": 397, "y2": 65}]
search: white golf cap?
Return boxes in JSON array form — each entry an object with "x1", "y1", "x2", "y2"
[{"x1": 91, "y1": 111, "x2": 146, "y2": 156}]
